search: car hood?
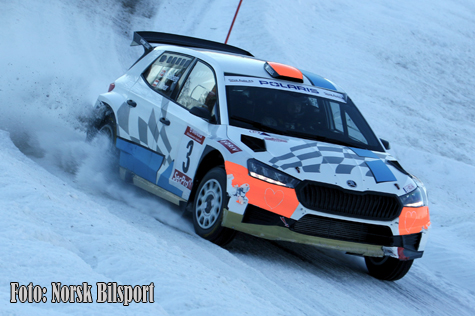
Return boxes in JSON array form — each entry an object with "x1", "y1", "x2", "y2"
[{"x1": 226, "y1": 126, "x2": 414, "y2": 196}]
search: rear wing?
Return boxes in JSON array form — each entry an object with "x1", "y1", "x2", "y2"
[{"x1": 131, "y1": 31, "x2": 254, "y2": 57}]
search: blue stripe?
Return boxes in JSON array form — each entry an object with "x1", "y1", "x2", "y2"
[
  {"x1": 365, "y1": 160, "x2": 397, "y2": 183},
  {"x1": 116, "y1": 138, "x2": 164, "y2": 184},
  {"x1": 300, "y1": 70, "x2": 337, "y2": 91},
  {"x1": 350, "y1": 148, "x2": 379, "y2": 159}
]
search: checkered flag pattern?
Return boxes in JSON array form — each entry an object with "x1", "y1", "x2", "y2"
[
  {"x1": 116, "y1": 98, "x2": 174, "y2": 169},
  {"x1": 269, "y1": 142, "x2": 375, "y2": 177}
]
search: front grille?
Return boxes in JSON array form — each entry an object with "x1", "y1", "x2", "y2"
[
  {"x1": 242, "y1": 205, "x2": 296, "y2": 227},
  {"x1": 242, "y1": 205, "x2": 422, "y2": 249},
  {"x1": 291, "y1": 214, "x2": 394, "y2": 245},
  {"x1": 297, "y1": 182, "x2": 402, "y2": 221}
]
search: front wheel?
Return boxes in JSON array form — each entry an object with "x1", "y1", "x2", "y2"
[
  {"x1": 192, "y1": 167, "x2": 236, "y2": 246},
  {"x1": 365, "y1": 256, "x2": 414, "y2": 281}
]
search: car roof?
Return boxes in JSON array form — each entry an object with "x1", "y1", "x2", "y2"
[
  {"x1": 199, "y1": 50, "x2": 273, "y2": 77},
  {"x1": 202, "y1": 50, "x2": 344, "y2": 92},
  {"x1": 151, "y1": 45, "x2": 345, "y2": 93}
]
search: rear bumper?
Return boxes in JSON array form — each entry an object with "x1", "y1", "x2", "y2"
[{"x1": 222, "y1": 205, "x2": 424, "y2": 260}]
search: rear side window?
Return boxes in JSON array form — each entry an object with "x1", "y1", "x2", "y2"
[
  {"x1": 142, "y1": 52, "x2": 193, "y2": 97},
  {"x1": 176, "y1": 61, "x2": 218, "y2": 122}
]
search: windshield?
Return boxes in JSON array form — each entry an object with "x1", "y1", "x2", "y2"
[{"x1": 226, "y1": 83, "x2": 384, "y2": 151}]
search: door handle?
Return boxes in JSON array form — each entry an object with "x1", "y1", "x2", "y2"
[
  {"x1": 160, "y1": 117, "x2": 170, "y2": 126},
  {"x1": 127, "y1": 99, "x2": 137, "y2": 107}
]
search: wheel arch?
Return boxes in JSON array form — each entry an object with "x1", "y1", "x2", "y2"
[
  {"x1": 86, "y1": 101, "x2": 118, "y2": 141},
  {"x1": 93, "y1": 91, "x2": 127, "y2": 126},
  {"x1": 186, "y1": 146, "x2": 225, "y2": 211}
]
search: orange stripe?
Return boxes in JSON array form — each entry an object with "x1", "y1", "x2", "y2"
[
  {"x1": 267, "y1": 62, "x2": 303, "y2": 80},
  {"x1": 224, "y1": 161, "x2": 299, "y2": 218},
  {"x1": 398, "y1": 206, "x2": 431, "y2": 235}
]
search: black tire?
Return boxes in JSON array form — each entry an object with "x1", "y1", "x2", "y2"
[
  {"x1": 192, "y1": 167, "x2": 236, "y2": 246},
  {"x1": 86, "y1": 108, "x2": 116, "y2": 142},
  {"x1": 365, "y1": 256, "x2": 414, "y2": 281},
  {"x1": 97, "y1": 116, "x2": 117, "y2": 148},
  {"x1": 88, "y1": 115, "x2": 118, "y2": 152}
]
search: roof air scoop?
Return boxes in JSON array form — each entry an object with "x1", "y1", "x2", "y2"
[{"x1": 264, "y1": 62, "x2": 304, "y2": 83}]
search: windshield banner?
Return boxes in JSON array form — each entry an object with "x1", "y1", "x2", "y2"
[{"x1": 225, "y1": 76, "x2": 346, "y2": 103}]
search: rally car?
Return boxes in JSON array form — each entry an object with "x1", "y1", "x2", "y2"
[{"x1": 89, "y1": 32, "x2": 430, "y2": 281}]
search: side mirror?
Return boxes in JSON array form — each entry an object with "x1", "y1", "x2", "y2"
[
  {"x1": 380, "y1": 138, "x2": 391, "y2": 150},
  {"x1": 190, "y1": 106, "x2": 212, "y2": 121}
]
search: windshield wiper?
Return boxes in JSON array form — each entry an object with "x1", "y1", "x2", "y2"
[{"x1": 229, "y1": 115, "x2": 285, "y2": 135}]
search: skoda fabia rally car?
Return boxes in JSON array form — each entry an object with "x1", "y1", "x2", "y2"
[{"x1": 89, "y1": 32, "x2": 430, "y2": 281}]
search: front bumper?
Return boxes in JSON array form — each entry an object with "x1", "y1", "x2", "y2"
[
  {"x1": 222, "y1": 205, "x2": 425, "y2": 260},
  {"x1": 223, "y1": 160, "x2": 429, "y2": 260}
]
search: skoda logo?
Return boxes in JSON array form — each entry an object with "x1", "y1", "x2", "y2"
[{"x1": 347, "y1": 180, "x2": 357, "y2": 188}]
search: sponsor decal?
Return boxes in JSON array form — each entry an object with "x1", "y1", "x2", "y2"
[
  {"x1": 403, "y1": 183, "x2": 416, "y2": 193},
  {"x1": 232, "y1": 183, "x2": 250, "y2": 205},
  {"x1": 259, "y1": 80, "x2": 320, "y2": 95},
  {"x1": 218, "y1": 140, "x2": 242, "y2": 153},
  {"x1": 184, "y1": 126, "x2": 205, "y2": 144},
  {"x1": 264, "y1": 137, "x2": 287, "y2": 143},
  {"x1": 249, "y1": 130, "x2": 271, "y2": 136},
  {"x1": 248, "y1": 131, "x2": 287, "y2": 142},
  {"x1": 171, "y1": 169, "x2": 193, "y2": 190},
  {"x1": 323, "y1": 91, "x2": 345, "y2": 101},
  {"x1": 227, "y1": 78, "x2": 255, "y2": 83},
  {"x1": 225, "y1": 76, "x2": 346, "y2": 103}
]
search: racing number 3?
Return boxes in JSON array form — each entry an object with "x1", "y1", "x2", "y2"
[{"x1": 182, "y1": 140, "x2": 194, "y2": 173}]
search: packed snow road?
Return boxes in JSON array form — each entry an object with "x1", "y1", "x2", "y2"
[{"x1": 3, "y1": 130, "x2": 471, "y2": 315}]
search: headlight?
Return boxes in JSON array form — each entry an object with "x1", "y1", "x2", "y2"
[
  {"x1": 247, "y1": 159, "x2": 300, "y2": 188},
  {"x1": 399, "y1": 186, "x2": 428, "y2": 208}
]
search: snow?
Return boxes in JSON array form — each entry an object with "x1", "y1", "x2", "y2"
[{"x1": 1, "y1": 0, "x2": 474, "y2": 314}]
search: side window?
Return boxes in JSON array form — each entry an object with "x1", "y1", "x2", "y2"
[
  {"x1": 328, "y1": 100, "x2": 368, "y2": 144},
  {"x1": 329, "y1": 101, "x2": 344, "y2": 132},
  {"x1": 176, "y1": 61, "x2": 218, "y2": 122},
  {"x1": 345, "y1": 112, "x2": 368, "y2": 144},
  {"x1": 142, "y1": 52, "x2": 193, "y2": 97}
]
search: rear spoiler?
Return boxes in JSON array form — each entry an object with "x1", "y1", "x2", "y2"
[{"x1": 131, "y1": 31, "x2": 254, "y2": 57}]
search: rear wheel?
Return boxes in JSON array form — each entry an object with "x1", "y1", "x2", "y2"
[
  {"x1": 88, "y1": 114, "x2": 118, "y2": 152},
  {"x1": 365, "y1": 256, "x2": 414, "y2": 281},
  {"x1": 98, "y1": 120, "x2": 114, "y2": 142},
  {"x1": 192, "y1": 167, "x2": 236, "y2": 246}
]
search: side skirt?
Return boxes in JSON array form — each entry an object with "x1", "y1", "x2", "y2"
[{"x1": 120, "y1": 167, "x2": 186, "y2": 206}]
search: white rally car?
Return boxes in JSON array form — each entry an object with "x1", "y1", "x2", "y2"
[{"x1": 89, "y1": 32, "x2": 431, "y2": 281}]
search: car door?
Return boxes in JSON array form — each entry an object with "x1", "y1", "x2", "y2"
[
  {"x1": 117, "y1": 52, "x2": 219, "y2": 201},
  {"x1": 163, "y1": 60, "x2": 220, "y2": 200},
  {"x1": 116, "y1": 51, "x2": 194, "y2": 186}
]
